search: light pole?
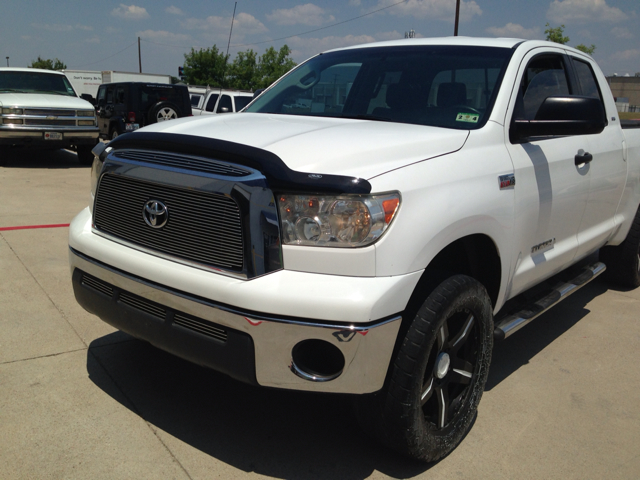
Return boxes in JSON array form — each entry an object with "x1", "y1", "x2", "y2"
[
  {"x1": 5, "y1": 57, "x2": 8, "y2": 67},
  {"x1": 454, "y1": 0, "x2": 460, "y2": 36}
]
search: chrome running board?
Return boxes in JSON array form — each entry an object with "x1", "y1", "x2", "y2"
[{"x1": 494, "y1": 262, "x2": 606, "y2": 341}]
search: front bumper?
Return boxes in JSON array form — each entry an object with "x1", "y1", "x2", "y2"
[
  {"x1": 0, "y1": 128, "x2": 99, "y2": 147},
  {"x1": 69, "y1": 208, "x2": 418, "y2": 394},
  {"x1": 71, "y1": 248, "x2": 401, "y2": 393}
]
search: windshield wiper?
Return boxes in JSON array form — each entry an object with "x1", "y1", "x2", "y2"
[
  {"x1": 340, "y1": 113, "x2": 392, "y2": 122},
  {"x1": 0, "y1": 88, "x2": 27, "y2": 93}
]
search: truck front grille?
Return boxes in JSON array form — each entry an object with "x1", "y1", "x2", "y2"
[
  {"x1": 93, "y1": 174, "x2": 244, "y2": 271},
  {"x1": 24, "y1": 119, "x2": 76, "y2": 126},
  {"x1": 113, "y1": 150, "x2": 252, "y2": 177},
  {"x1": 23, "y1": 108, "x2": 76, "y2": 116}
]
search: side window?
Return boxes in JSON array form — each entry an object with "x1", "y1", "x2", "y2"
[
  {"x1": 115, "y1": 87, "x2": 125, "y2": 104},
  {"x1": 205, "y1": 93, "x2": 219, "y2": 112},
  {"x1": 97, "y1": 87, "x2": 106, "y2": 104},
  {"x1": 217, "y1": 94, "x2": 232, "y2": 113},
  {"x1": 105, "y1": 87, "x2": 114, "y2": 104},
  {"x1": 234, "y1": 95, "x2": 252, "y2": 111},
  {"x1": 190, "y1": 94, "x2": 202, "y2": 107},
  {"x1": 517, "y1": 55, "x2": 571, "y2": 120},
  {"x1": 573, "y1": 59, "x2": 602, "y2": 100}
]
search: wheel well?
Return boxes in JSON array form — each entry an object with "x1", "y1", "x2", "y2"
[
  {"x1": 379, "y1": 234, "x2": 502, "y2": 392},
  {"x1": 403, "y1": 234, "x2": 501, "y2": 327}
]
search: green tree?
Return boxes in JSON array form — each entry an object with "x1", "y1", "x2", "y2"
[
  {"x1": 575, "y1": 44, "x2": 596, "y2": 55},
  {"x1": 545, "y1": 23, "x2": 570, "y2": 44},
  {"x1": 545, "y1": 24, "x2": 597, "y2": 56},
  {"x1": 29, "y1": 56, "x2": 67, "y2": 70},
  {"x1": 183, "y1": 46, "x2": 228, "y2": 87},
  {"x1": 256, "y1": 45, "x2": 297, "y2": 89},
  {"x1": 227, "y1": 49, "x2": 258, "y2": 90}
]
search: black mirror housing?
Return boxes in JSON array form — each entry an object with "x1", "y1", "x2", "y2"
[{"x1": 511, "y1": 96, "x2": 606, "y2": 143}]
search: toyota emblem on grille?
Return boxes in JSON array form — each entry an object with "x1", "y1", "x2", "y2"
[{"x1": 143, "y1": 200, "x2": 169, "y2": 228}]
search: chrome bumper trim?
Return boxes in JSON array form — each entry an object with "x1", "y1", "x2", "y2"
[
  {"x1": 0, "y1": 130, "x2": 99, "y2": 138},
  {"x1": 70, "y1": 247, "x2": 402, "y2": 394}
]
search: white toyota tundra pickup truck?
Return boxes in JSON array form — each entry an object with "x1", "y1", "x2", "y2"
[
  {"x1": 69, "y1": 37, "x2": 640, "y2": 461},
  {"x1": 0, "y1": 67, "x2": 99, "y2": 165}
]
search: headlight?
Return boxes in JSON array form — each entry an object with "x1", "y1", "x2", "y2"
[
  {"x1": 1, "y1": 108, "x2": 23, "y2": 115},
  {"x1": 78, "y1": 110, "x2": 95, "y2": 117},
  {"x1": 78, "y1": 120, "x2": 96, "y2": 126},
  {"x1": 277, "y1": 192, "x2": 400, "y2": 247},
  {"x1": 2, "y1": 118, "x2": 23, "y2": 124}
]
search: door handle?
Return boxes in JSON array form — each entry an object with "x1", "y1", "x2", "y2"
[{"x1": 575, "y1": 151, "x2": 593, "y2": 165}]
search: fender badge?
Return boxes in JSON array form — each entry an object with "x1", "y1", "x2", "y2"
[{"x1": 499, "y1": 174, "x2": 516, "y2": 190}]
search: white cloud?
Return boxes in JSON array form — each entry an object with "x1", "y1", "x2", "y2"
[
  {"x1": 611, "y1": 26, "x2": 634, "y2": 39},
  {"x1": 612, "y1": 49, "x2": 640, "y2": 62},
  {"x1": 137, "y1": 30, "x2": 191, "y2": 45},
  {"x1": 87, "y1": 36, "x2": 101, "y2": 44},
  {"x1": 486, "y1": 23, "x2": 541, "y2": 40},
  {"x1": 181, "y1": 12, "x2": 267, "y2": 42},
  {"x1": 31, "y1": 23, "x2": 73, "y2": 32},
  {"x1": 165, "y1": 6, "x2": 184, "y2": 16},
  {"x1": 76, "y1": 24, "x2": 93, "y2": 32},
  {"x1": 376, "y1": 0, "x2": 482, "y2": 22},
  {"x1": 547, "y1": 0, "x2": 628, "y2": 24},
  {"x1": 111, "y1": 4, "x2": 150, "y2": 20},
  {"x1": 266, "y1": 4, "x2": 335, "y2": 27}
]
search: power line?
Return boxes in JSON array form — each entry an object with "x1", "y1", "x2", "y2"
[
  {"x1": 231, "y1": 0, "x2": 409, "y2": 48},
  {"x1": 69, "y1": 41, "x2": 137, "y2": 69},
  {"x1": 138, "y1": 0, "x2": 410, "y2": 52}
]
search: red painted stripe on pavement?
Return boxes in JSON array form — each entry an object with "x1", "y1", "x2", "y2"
[{"x1": 0, "y1": 223, "x2": 70, "y2": 232}]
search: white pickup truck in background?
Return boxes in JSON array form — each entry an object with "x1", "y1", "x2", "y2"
[
  {"x1": 69, "y1": 37, "x2": 640, "y2": 462},
  {"x1": 0, "y1": 67, "x2": 99, "y2": 165}
]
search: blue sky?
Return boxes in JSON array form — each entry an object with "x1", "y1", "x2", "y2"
[{"x1": 3, "y1": 0, "x2": 639, "y2": 77}]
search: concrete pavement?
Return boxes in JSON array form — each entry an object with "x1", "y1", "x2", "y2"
[{"x1": 1, "y1": 149, "x2": 639, "y2": 479}]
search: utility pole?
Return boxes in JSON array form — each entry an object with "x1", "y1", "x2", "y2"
[
  {"x1": 454, "y1": 0, "x2": 461, "y2": 36},
  {"x1": 5, "y1": 57, "x2": 8, "y2": 67},
  {"x1": 138, "y1": 37, "x2": 142, "y2": 73}
]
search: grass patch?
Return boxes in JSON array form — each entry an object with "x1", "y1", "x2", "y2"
[{"x1": 618, "y1": 112, "x2": 640, "y2": 120}]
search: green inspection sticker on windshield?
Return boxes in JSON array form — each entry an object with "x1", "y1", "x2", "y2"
[{"x1": 456, "y1": 113, "x2": 479, "y2": 123}]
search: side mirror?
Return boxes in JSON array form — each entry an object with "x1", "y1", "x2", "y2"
[
  {"x1": 510, "y1": 96, "x2": 606, "y2": 143},
  {"x1": 253, "y1": 88, "x2": 265, "y2": 99},
  {"x1": 80, "y1": 93, "x2": 97, "y2": 106}
]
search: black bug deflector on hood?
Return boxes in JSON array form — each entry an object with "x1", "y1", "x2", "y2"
[{"x1": 106, "y1": 132, "x2": 372, "y2": 195}]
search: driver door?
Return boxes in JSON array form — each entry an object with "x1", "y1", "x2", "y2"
[{"x1": 506, "y1": 50, "x2": 591, "y2": 296}]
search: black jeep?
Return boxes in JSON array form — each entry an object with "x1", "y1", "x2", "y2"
[{"x1": 95, "y1": 82, "x2": 192, "y2": 140}]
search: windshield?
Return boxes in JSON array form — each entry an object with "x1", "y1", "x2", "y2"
[
  {"x1": 0, "y1": 71, "x2": 77, "y2": 96},
  {"x1": 245, "y1": 45, "x2": 512, "y2": 129}
]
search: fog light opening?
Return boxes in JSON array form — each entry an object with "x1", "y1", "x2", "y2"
[{"x1": 291, "y1": 339, "x2": 345, "y2": 382}]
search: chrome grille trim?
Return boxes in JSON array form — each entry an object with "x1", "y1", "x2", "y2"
[
  {"x1": 119, "y1": 292, "x2": 166, "y2": 318},
  {"x1": 112, "y1": 149, "x2": 252, "y2": 177},
  {"x1": 23, "y1": 108, "x2": 76, "y2": 116},
  {"x1": 94, "y1": 174, "x2": 244, "y2": 271},
  {"x1": 79, "y1": 271, "x2": 228, "y2": 343},
  {"x1": 173, "y1": 313, "x2": 228, "y2": 342},
  {"x1": 81, "y1": 273, "x2": 113, "y2": 296},
  {"x1": 24, "y1": 119, "x2": 76, "y2": 126}
]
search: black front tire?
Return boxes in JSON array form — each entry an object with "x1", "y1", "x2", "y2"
[
  {"x1": 356, "y1": 275, "x2": 493, "y2": 462},
  {"x1": 600, "y1": 206, "x2": 640, "y2": 288},
  {"x1": 77, "y1": 145, "x2": 94, "y2": 166}
]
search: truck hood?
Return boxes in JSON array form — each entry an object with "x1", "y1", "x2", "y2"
[
  {"x1": 0, "y1": 93, "x2": 94, "y2": 109},
  {"x1": 140, "y1": 113, "x2": 469, "y2": 179}
]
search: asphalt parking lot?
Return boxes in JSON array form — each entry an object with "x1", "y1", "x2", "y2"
[{"x1": 1, "y1": 148, "x2": 639, "y2": 479}]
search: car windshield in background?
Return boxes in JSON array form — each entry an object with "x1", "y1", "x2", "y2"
[
  {"x1": 245, "y1": 45, "x2": 513, "y2": 129},
  {"x1": 0, "y1": 71, "x2": 77, "y2": 96}
]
